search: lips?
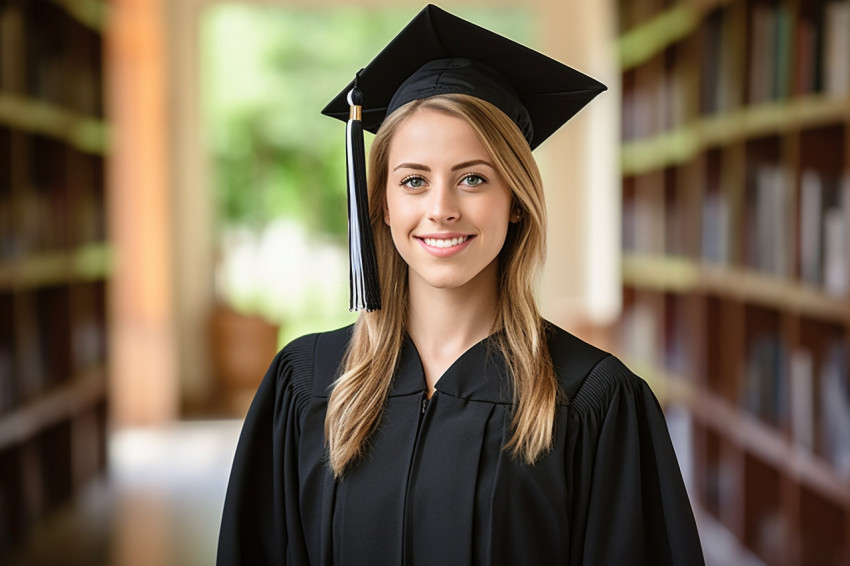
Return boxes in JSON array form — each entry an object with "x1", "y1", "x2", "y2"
[
  {"x1": 415, "y1": 234, "x2": 475, "y2": 257},
  {"x1": 422, "y1": 235, "x2": 470, "y2": 248}
]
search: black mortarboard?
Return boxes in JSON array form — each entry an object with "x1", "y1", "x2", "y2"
[{"x1": 323, "y1": 4, "x2": 607, "y2": 311}]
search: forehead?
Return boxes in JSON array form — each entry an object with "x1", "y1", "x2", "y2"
[{"x1": 387, "y1": 108, "x2": 492, "y2": 163}]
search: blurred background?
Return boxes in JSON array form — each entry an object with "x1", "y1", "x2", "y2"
[{"x1": 0, "y1": 0, "x2": 849, "y2": 564}]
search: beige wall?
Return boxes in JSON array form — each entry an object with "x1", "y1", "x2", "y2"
[{"x1": 534, "y1": 0, "x2": 620, "y2": 330}]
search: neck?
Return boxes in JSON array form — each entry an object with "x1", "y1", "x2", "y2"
[{"x1": 406, "y1": 262, "x2": 499, "y2": 391}]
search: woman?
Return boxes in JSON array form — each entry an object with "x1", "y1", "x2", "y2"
[{"x1": 218, "y1": 6, "x2": 704, "y2": 565}]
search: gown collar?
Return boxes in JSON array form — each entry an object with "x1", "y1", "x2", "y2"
[{"x1": 390, "y1": 332, "x2": 513, "y2": 405}]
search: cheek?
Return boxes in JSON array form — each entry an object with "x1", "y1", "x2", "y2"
[
  {"x1": 480, "y1": 194, "x2": 513, "y2": 235},
  {"x1": 384, "y1": 190, "x2": 399, "y2": 227},
  {"x1": 384, "y1": 190, "x2": 415, "y2": 228},
  {"x1": 383, "y1": 191, "x2": 410, "y2": 247}
]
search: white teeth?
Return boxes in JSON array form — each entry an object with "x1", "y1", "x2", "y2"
[{"x1": 423, "y1": 236, "x2": 469, "y2": 248}]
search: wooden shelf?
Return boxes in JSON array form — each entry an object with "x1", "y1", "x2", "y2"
[
  {"x1": 622, "y1": 254, "x2": 701, "y2": 292},
  {"x1": 622, "y1": 95, "x2": 850, "y2": 175},
  {"x1": 691, "y1": 389, "x2": 850, "y2": 508},
  {"x1": 641, "y1": 368, "x2": 850, "y2": 510},
  {"x1": 699, "y1": 265, "x2": 850, "y2": 322},
  {"x1": 618, "y1": 4, "x2": 697, "y2": 71},
  {"x1": 618, "y1": 0, "x2": 739, "y2": 71},
  {"x1": 622, "y1": 255, "x2": 850, "y2": 323},
  {"x1": 618, "y1": 0, "x2": 850, "y2": 561},
  {"x1": 0, "y1": 0, "x2": 111, "y2": 554},
  {"x1": 0, "y1": 368, "x2": 106, "y2": 452},
  {"x1": 47, "y1": 0, "x2": 108, "y2": 33},
  {"x1": 0, "y1": 243, "x2": 112, "y2": 290},
  {"x1": 621, "y1": 128, "x2": 698, "y2": 175},
  {"x1": 0, "y1": 94, "x2": 109, "y2": 155}
]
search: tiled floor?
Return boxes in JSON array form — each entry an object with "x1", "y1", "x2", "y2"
[{"x1": 4, "y1": 420, "x2": 243, "y2": 566}]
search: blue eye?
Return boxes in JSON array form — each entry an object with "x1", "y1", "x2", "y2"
[
  {"x1": 461, "y1": 174, "x2": 486, "y2": 187},
  {"x1": 402, "y1": 176, "x2": 425, "y2": 189}
]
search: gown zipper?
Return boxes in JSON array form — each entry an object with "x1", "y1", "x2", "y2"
[{"x1": 402, "y1": 391, "x2": 432, "y2": 565}]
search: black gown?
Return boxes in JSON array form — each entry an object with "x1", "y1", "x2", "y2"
[{"x1": 217, "y1": 323, "x2": 705, "y2": 565}]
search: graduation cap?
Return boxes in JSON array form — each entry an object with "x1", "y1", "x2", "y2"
[{"x1": 322, "y1": 4, "x2": 607, "y2": 311}]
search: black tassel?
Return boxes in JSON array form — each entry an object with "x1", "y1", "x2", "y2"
[{"x1": 346, "y1": 74, "x2": 381, "y2": 311}]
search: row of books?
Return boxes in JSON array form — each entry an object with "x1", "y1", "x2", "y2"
[
  {"x1": 742, "y1": 332, "x2": 850, "y2": 478},
  {"x1": 668, "y1": 0, "x2": 850, "y2": 118},
  {"x1": 744, "y1": 164, "x2": 794, "y2": 278},
  {"x1": 621, "y1": 285, "x2": 850, "y2": 474},
  {"x1": 624, "y1": 163, "x2": 850, "y2": 295},
  {"x1": 621, "y1": 66, "x2": 687, "y2": 141},
  {"x1": 747, "y1": 3, "x2": 793, "y2": 104},
  {"x1": 700, "y1": 8, "x2": 737, "y2": 115},
  {"x1": 619, "y1": 293, "x2": 693, "y2": 378},
  {"x1": 0, "y1": 415, "x2": 87, "y2": 553},
  {"x1": 799, "y1": 170, "x2": 850, "y2": 295},
  {"x1": 701, "y1": 423, "x2": 848, "y2": 548},
  {"x1": 702, "y1": 437, "x2": 737, "y2": 522},
  {"x1": 789, "y1": 340, "x2": 850, "y2": 478},
  {"x1": 744, "y1": 165, "x2": 850, "y2": 295},
  {"x1": 624, "y1": 7, "x2": 850, "y2": 137},
  {"x1": 0, "y1": 133, "x2": 106, "y2": 260},
  {"x1": 0, "y1": 285, "x2": 106, "y2": 415},
  {"x1": 625, "y1": 300, "x2": 850, "y2": 480},
  {"x1": 742, "y1": 333, "x2": 788, "y2": 428},
  {"x1": 1, "y1": 193, "x2": 106, "y2": 259},
  {"x1": 745, "y1": 0, "x2": 850, "y2": 103},
  {"x1": 0, "y1": 0, "x2": 104, "y2": 116},
  {"x1": 622, "y1": 189, "x2": 666, "y2": 255},
  {"x1": 700, "y1": 189, "x2": 730, "y2": 264},
  {"x1": 797, "y1": 1, "x2": 850, "y2": 97},
  {"x1": 703, "y1": 427, "x2": 846, "y2": 564},
  {"x1": 663, "y1": 183, "x2": 688, "y2": 257},
  {"x1": 662, "y1": 293, "x2": 690, "y2": 375}
]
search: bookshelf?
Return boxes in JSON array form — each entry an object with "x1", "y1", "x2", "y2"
[
  {"x1": 0, "y1": 0, "x2": 109, "y2": 555},
  {"x1": 617, "y1": 0, "x2": 850, "y2": 564}
]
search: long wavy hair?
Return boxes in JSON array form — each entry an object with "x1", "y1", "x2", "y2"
[{"x1": 325, "y1": 94, "x2": 558, "y2": 477}]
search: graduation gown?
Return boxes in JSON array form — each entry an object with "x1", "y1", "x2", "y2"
[{"x1": 217, "y1": 323, "x2": 705, "y2": 565}]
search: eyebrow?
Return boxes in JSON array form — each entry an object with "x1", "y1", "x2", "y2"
[{"x1": 392, "y1": 159, "x2": 494, "y2": 172}]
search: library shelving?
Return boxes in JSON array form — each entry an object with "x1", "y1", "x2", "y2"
[
  {"x1": 0, "y1": 0, "x2": 110, "y2": 556},
  {"x1": 617, "y1": 0, "x2": 850, "y2": 564}
]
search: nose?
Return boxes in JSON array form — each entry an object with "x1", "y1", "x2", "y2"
[{"x1": 427, "y1": 182, "x2": 460, "y2": 223}]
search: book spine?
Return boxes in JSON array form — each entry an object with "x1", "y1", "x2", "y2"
[
  {"x1": 790, "y1": 349, "x2": 814, "y2": 448},
  {"x1": 799, "y1": 170, "x2": 824, "y2": 286}
]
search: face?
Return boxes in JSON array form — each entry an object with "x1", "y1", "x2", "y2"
[{"x1": 383, "y1": 108, "x2": 515, "y2": 294}]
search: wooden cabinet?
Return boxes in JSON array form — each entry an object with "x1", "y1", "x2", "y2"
[
  {"x1": 617, "y1": 0, "x2": 850, "y2": 564},
  {"x1": 0, "y1": 0, "x2": 109, "y2": 554}
]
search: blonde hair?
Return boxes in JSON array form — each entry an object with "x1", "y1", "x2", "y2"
[{"x1": 325, "y1": 94, "x2": 558, "y2": 477}]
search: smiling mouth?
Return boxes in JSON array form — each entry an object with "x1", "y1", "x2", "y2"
[{"x1": 420, "y1": 236, "x2": 472, "y2": 248}]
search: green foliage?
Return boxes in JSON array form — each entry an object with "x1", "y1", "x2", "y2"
[
  {"x1": 200, "y1": 4, "x2": 532, "y2": 239},
  {"x1": 202, "y1": 6, "x2": 398, "y2": 239}
]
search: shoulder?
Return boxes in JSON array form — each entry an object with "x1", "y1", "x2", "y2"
[
  {"x1": 275, "y1": 324, "x2": 354, "y2": 399},
  {"x1": 543, "y1": 321, "x2": 646, "y2": 415},
  {"x1": 543, "y1": 320, "x2": 609, "y2": 400}
]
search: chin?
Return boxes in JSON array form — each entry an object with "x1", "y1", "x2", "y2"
[
  {"x1": 412, "y1": 264, "x2": 496, "y2": 293},
  {"x1": 419, "y1": 274, "x2": 474, "y2": 290}
]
